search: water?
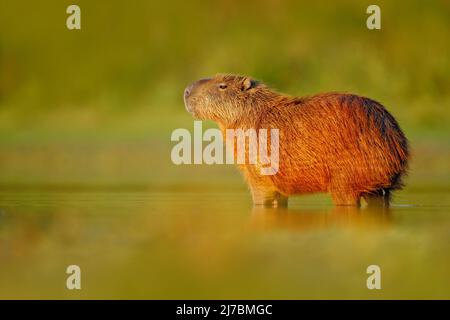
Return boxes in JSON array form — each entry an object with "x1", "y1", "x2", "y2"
[{"x1": 0, "y1": 188, "x2": 449, "y2": 299}]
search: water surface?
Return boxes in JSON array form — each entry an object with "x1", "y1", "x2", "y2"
[{"x1": 0, "y1": 188, "x2": 449, "y2": 299}]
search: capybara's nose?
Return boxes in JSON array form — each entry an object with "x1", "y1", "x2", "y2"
[
  {"x1": 184, "y1": 84, "x2": 193, "y2": 99},
  {"x1": 184, "y1": 78, "x2": 211, "y2": 100}
]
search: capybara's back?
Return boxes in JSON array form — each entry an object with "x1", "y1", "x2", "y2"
[
  {"x1": 184, "y1": 75, "x2": 409, "y2": 207},
  {"x1": 264, "y1": 93, "x2": 409, "y2": 206}
]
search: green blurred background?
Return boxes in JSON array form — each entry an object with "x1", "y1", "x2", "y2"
[{"x1": 0, "y1": 0, "x2": 449, "y2": 187}]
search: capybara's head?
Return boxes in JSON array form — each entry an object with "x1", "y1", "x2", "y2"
[{"x1": 184, "y1": 74, "x2": 274, "y2": 125}]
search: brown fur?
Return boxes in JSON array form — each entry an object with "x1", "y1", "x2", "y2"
[{"x1": 184, "y1": 74, "x2": 409, "y2": 207}]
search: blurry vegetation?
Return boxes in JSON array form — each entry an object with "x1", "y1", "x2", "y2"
[{"x1": 0, "y1": 0, "x2": 449, "y2": 186}]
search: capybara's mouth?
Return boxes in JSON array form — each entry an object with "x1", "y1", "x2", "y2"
[
  {"x1": 183, "y1": 94, "x2": 200, "y2": 117},
  {"x1": 184, "y1": 98, "x2": 196, "y2": 115},
  {"x1": 184, "y1": 100, "x2": 201, "y2": 119},
  {"x1": 184, "y1": 83, "x2": 194, "y2": 111},
  {"x1": 184, "y1": 100, "x2": 192, "y2": 113},
  {"x1": 184, "y1": 89, "x2": 195, "y2": 114}
]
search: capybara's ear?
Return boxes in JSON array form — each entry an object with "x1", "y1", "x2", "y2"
[{"x1": 241, "y1": 77, "x2": 254, "y2": 91}]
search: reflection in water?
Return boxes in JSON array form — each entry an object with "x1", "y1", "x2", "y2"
[
  {"x1": 250, "y1": 206, "x2": 392, "y2": 231},
  {"x1": 0, "y1": 190, "x2": 449, "y2": 299},
  {"x1": 0, "y1": 207, "x2": 57, "y2": 259}
]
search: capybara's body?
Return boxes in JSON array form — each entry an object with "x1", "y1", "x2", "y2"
[{"x1": 184, "y1": 74, "x2": 409, "y2": 207}]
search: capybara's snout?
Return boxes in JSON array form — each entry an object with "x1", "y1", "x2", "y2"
[
  {"x1": 184, "y1": 78, "x2": 211, "y2": 113},
  {"x1": 184, "y1": 83, "x2": 194, "y2": 100},
  {"x1": 183, "y1": 83, "x2": 194, "y2": 112}
]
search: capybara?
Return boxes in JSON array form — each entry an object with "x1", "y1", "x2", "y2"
[{"x1": 184, "y1": 74, "x2": 409, "y2": 207}]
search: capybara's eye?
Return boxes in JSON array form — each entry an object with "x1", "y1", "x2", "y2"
[{"x1": 218, "y1": 83, "x2": 228, "y2": 90}]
